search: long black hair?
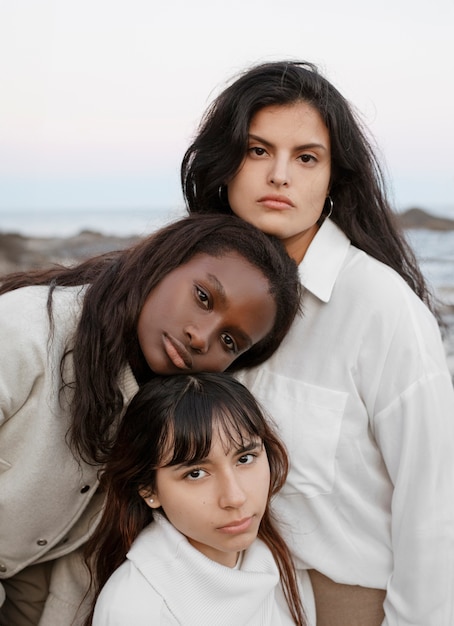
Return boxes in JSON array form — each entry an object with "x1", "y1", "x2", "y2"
[
  {"x1": 181, "y1": 60, "x2": 435, "y2": 313},
  {"x1": 0, "y1": 214, "x2": 301, "y2": 463},
  {"x1": 84, "y1": 373, "x2": 306, "y2": 625}
]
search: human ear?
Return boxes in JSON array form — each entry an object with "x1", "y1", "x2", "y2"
[{"x1": 138, "y1": 487, "x2": 161, "y2": 509}]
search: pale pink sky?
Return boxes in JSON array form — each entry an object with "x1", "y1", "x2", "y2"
[{"x1": 1, "y1": 0, "x2": 453, "y2": 213}]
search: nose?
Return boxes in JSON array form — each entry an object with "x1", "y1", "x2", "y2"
[
  {"x1": 185, "y1": 323, "x2": 211, "y2": 354},
  {"x1": 218, "y1": 472, "x2": 247, "y2": 509},
  {"x1": 268, "y1": 156, "x2": 289, "y2": 186}
]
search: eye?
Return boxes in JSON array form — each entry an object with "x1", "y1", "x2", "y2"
[
  {"x1": 248, "y1": 146, "x2": 267, "y2": 157},
  {"x1": 184, "y1": 468, "x2": 208, "y2": 481},
  {"x1": 237, "y1": 453, "x2": 255, "y2": 466},
  {"x1": 195, "y1": 286, "x2": 210, "y2": 309},
  {"x1": 221, "y1": 332, "x2": 238, "y2": 353},
  {"x1": 298, "y1": 153, "x2": 317, "y2": 165}
]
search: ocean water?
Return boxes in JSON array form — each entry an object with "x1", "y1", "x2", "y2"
[
  {"x1": 406, "y1": 229, "x2": 454, "y2": 293},
  {"x1": 1, "y1": 208, "x2": 453, "y2": 297},
  {"x1": 0, "y1": 207, "x2": 183, "y2": 239}
]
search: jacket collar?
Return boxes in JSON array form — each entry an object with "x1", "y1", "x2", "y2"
[
  {"x1": 299, "y1": 218, "x2": 350, "y2": 303},
  {"x1": 118, "y1": 362, "x2": 139, "y2": 403}
]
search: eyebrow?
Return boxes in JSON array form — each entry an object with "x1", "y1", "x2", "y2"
[
  {"x1": 248, "y1": 133, "x2": 328, "y2": 152},
  {"x1": 171, "y1": 441, "x2": 262, "y2": 471},
  {"x1": 206, "y1": 273, "x2": 226, "y2": 304},
  {"x1": 205, "y1": 273, "x2": 252, "y2": 349}
]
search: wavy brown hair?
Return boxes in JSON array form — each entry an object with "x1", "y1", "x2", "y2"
[
  {"x1": 84, "y1": 373, "x2": 306, "y2": 625},
  {"x1": 0, "y1": 214, "x2": 301, "y2": 464}
]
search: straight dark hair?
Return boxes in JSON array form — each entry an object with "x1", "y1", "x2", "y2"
[
  {"x1": 181, "y1": 60, "x2": 435, "y2": 314},
  {"x1": 0, "y1": 214, "x2": 301, "y2": 463},
  {"x1": 84, "y1": 373, "x2": 306, "y2": 625}
]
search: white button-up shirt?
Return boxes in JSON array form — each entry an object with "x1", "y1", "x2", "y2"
[{"x1": 238, "y1": 219, "x2": 454, "y2": 625}]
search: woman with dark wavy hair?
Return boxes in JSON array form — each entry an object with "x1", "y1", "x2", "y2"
[
  {"x1": 0, "y1": 213, "x2": 301, "y2": 626},
  {"x1": 85, "y1": 373, "x2": 307, "y2": 625},
  {"x1": 182, "y1": 61, "x2": 454, "y2": 625}
]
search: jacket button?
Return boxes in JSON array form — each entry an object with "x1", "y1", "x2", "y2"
[
  {"x1": 36, "y1": 539, "x2": 48, "y2": 546},
  {"x1": 0, "y1": 563, "x2": 6, "y2": 572},
  {"x1": 80, "y1": 485, "x2": 90, "y2": 493}
]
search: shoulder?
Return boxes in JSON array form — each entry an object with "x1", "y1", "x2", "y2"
[
  {"x1": 302, "y1": 220, "x2": 431, "y2": 323},
  {"x1": 127, "y1": 516, "x2": 186, "y2": 566},
  {"x1": 0, "y1": 285, "x2": 85, "y2": 328},
  {"x1": 340, "y1": 245, "x2": 435, "y2": 324},
  {"x1": 336, "y1": 247, "x2": 451, "y2": 383},
  {"x1": 311, "y1": 219, "x2": 429, "y2": 314},
  {"x1": 93, "y1": 560, "x2": 168, "y2": 625},
  {"x1": 342, "y1": 246, "x2": 442, "y2": 339},
  {"x1": 0, "y1": 285, "x2": 48, "y2": 316},
  {"x1": 0, "y1": 286, "x2": 86, "y2": 368}
]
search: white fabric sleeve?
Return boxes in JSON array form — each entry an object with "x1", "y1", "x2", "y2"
[
  {"x1": 373, "y1": 312, "x2": 454, "y2": 625},
  {"x1": 0, "y1": 290, "x2": 48, "y2": 427}
]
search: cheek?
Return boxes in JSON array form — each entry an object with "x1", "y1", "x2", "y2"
[
  {"x1": 249, "y1": 462, "x2": 271, "y2": 503},
  {"x1": 228, "y1": 168, "x2": 254, "y2": 207},
  {"x1": 243, "y1": 299, "x2": 277, "y2": 346},
  {"x1": 156, "y1": 496, "x2": 180, "y2": 524},
  {"x1": 312, "y1": 166, "x2": 331, "y2": 195},
  {"x1": 137, "y1": 308, "x2": 154, "y2": 353},
  {"x1": 201, "y1": 357, "x2": 236, "y2": 374}
]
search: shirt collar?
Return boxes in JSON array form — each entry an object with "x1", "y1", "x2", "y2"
[{"x1": 299, "y1": 218, "x2": 351, "y2": 303}]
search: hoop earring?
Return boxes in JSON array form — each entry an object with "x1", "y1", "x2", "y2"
[
  {"x1": 218, "y1": 185, "x2": 230, "y2": 208},
  {"x1": 324, "y1": 196, "x2": 334, "y2": 219}
]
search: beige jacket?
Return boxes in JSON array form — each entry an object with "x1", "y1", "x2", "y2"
[{"x1": 0, "y1": 286, "x2": 139, "y2": 624}]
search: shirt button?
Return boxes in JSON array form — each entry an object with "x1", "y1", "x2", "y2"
[
  {"x1": 37, "y1": 539, "x2": 48, "y2": 546},
  {"x1": 0, "y1": 563, "x2": 7, "y2": 572},
  {"x1": 80, "y1": 485, "x2": 90, "y2": 493}
]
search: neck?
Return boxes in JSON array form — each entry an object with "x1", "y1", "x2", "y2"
[{"x1": 283, "y1": 223, "x2": 320, "y2": 264}]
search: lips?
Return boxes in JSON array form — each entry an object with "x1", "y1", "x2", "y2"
[
  {"x1": 163, "y1": 333, "x2": 193, "y2": 370},
  {"x1": 258, "y1": 194, "x2": 294, "y2": 210},
  {"x1": 217, "y1": 516, "x2": 254, "y2": 534}
]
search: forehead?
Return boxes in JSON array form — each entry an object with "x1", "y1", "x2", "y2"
[
  {"x1": 249, "y1": 102, "x2": 330, "y2": 145},
  {"x1": 170, "y1": 252, "x2": 269, "y2": 287}
]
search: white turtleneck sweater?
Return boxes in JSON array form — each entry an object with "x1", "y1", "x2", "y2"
[{"x1": 93, "y1": 514, "x2": 300, "y2": 625}]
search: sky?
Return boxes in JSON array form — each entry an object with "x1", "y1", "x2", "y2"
[{"x1": 1, "y1": 0, "x2": 453, "y2": 217}]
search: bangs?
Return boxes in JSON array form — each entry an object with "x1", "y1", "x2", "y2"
[{"x1": 159, "y1": 387, "x2": 266, "y2": 468}]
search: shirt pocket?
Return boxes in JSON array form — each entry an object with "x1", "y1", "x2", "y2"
[{"x1": 239, "y1": 368, "x2": 347, "y2": 498}]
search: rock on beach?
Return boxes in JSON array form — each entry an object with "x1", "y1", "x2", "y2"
[{"x1": 0, "y1": 230, "x2": 140, "y2": 275}]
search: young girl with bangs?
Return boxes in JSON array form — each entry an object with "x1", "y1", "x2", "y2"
[{"x1": 85, "y1": 373, "x2": 309, "y2": 625}]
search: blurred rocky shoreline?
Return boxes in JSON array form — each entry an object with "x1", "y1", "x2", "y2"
[
  {"x1": 0, "y1": 229, "x2": 140, "y2": 275},
  {"x1": 2, "y1": 207, "x2": 454, "y2": 274},
  {"x1": 1, "y1": 207, "x2": 453, "y2": 377}
]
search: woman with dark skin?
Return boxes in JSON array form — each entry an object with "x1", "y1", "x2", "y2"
[
  {"x1": 181, "y1": 61, "x2": 454, "y2": 625},
  {"x1": 0, "y1": 213, "x2": 301, "y2": 626},
  {"x1": 85, "y1": 373, "x2": 307, "y2": 625}
]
